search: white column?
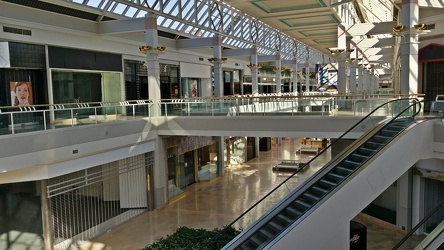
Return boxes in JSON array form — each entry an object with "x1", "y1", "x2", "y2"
[
  {"x1": 337, "y1": 54, "x2": 347, "y2": 94},
  {"x1": 212, "y1": 35, "x2": 224, "y2": 97},
  {"x1": 251, "y1": 47, "x2": 259, "y2": 95},
  {"x1": 349, "y1": 60, "x2": 357, "y2": 94},
  {"x1": 400, "y1": 0, "x2": 419, "y2": 94},
  {"x1": 305, "y1": 63, "x2": 310, "y2": 92},
  {"x1": 275, "y1": 55, "x2": 282, "y2": 94},
  {"x1": 144, "y1": 13, "x2": 161, "y2": 116},
  {"x1": 357, "y1": 65, "x2": 364, "y2": 94},
  {"x1": 292, "y1": 58, "x2": 298, "y2": 94}
]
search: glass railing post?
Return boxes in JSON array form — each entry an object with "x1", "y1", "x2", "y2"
[
  {"x1": 70, "y1": 109, "x2": 74, "y2": 127},
  {"x1": 43, "y1": 111, "x2": 47, "y2": 131},
  {"x1": 10, "y1": 113, "x2": 14, "y2": 134},
  {"x1": 94, "y1": 108, "x2": 98, "y2": 124}
]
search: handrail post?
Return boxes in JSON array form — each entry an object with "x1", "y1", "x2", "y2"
[
  {"x1": 94, "y1": 108, "x2": 98, "y2": 124},
  {"x1": 10, "y1": 113, "x2": 14, "y2": 134},
  {"x1": 43, "y1": 111, "x2": 47, "y2": 131},
  {"x1": 70, "y1": 109, "x2": 74, "y2": 127}
]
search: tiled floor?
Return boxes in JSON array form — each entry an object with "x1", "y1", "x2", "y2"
[{"x1": 78, "y1": 138, "x2": 408, "y2": 250}]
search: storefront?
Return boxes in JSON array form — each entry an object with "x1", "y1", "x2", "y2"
[{"x1": 165, "y1": 136, "x2": 217, "y2": 200}]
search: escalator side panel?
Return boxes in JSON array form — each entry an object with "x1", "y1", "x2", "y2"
[{"x1": 268, "y1": 120, "x2": 434, "y2": 250}]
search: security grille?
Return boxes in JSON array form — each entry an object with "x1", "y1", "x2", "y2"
[{"x1": 48, "y1": 152, "x2": 153, "y2": 250}]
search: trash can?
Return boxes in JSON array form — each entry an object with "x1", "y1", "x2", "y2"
[{"x1": 350, "y1": 221, "x2": 367, "y2": 250}]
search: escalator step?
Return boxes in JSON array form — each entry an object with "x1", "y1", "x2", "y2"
[
  {"x1": 365, "y1": 141, "x2": 383, "y2": 150},
  {"x1": 249, "y1": 236, "x2": 263, "y2": 248},
  {"x1": 286, "y1": 206, "x2": 303, "y2": 218},
  {"x1": 327, "y1": 172, "x2": 345, "y2": 182},
  {"x1": 302, "y1": 192, "x2": 321, "y2": 203},
  {"x1": 319, "y1": 179, "x2": 337, "y2": 189},
  {"x1": 380, "y1": 129, "x2": 398, "y2": 137},
  {"x1": 269, "y1": 221, "x2": 284, "y2": 232},
  {"x1": 258, "y1": 228, "x2": 275, "y2": 240},
  {"x1": 335, "y1": 166, "x2": 354, "y2": 175},
  {"x1": 358, "y1": 147, "x2": 377, "y2": 156},
  {"x1": 295, "y1": 198, "x2": 312, "y2": 209},
  {"x1": 373, "y1": 135, "x2": 390, "y2": 143},
  {"x1": 276, "y1": 214, "x2": 294, "y2": 225},
  {"x1": 349, "y1": 153, "x2": 369, "y2": 163},
  {"x1": 343, "y1": 160, "x2": 360, "y2": 169}
]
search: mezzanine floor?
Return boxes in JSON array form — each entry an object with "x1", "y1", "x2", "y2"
[{"x1": 78, "y1": 138, "x2": 407, "y2": 250}]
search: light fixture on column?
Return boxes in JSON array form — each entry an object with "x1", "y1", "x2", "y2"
[
  {"x1": 139, "y1": 45, "x2": 166, "y2": 54},
  {"x1": 208, "y1": 57, "x2": 228, "y2": 64},
  {"x1": 414, "y1": 24, "x2": 427, "y2": 31},
  {"x1": 272, "y1": 67, "x2": 286, "y2": 71},
  {"x1": 393, "y1": 25, "x2": 406, "y2": 34},
  {"x1": 328, "y1": 48, "x2": 345, "y2": 55}
]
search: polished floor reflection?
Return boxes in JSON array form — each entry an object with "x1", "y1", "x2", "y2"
[{"x1": 80, "y1": 138, "x2": 407, "y2": 250}]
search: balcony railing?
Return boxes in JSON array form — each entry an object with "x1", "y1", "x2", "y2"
[{"x1": 0, "y1": 94, "x2": 423, "y2": 136}]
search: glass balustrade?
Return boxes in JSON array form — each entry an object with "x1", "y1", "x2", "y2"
[{"x1": 0, "y1": 94, "x2": 424, "y2": 135}]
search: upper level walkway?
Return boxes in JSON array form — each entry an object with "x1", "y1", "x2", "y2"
[{"x1": 0, "y1": 93, "x2": 424, "y2": 137}]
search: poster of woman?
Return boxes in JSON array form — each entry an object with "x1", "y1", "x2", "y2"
[
  {"x1": 190, "y1": 79, "x2": 198, "y2": 97},
  {"x1": 10, "y1": 81, "x2": 33, "y2": 106}
]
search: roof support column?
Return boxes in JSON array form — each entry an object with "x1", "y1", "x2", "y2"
[
  {"x1": 357, "y1": 65, "x2": 364, "y2": 94},
  {"x1": 292, "y1": 59, "x2": 298, "y2": 94},
  {"x1": 251, "y1": 47, "x2": 259, "y2": 95},
  {"x1": 400, "y1": 0, "x2": 419, "y2": 94},
  {"x1": 349, "y1": 59, "x2": 357, "y2": 94},
  {"x1": 143, "y1": 13, "x2": 161, "y2": 116},
  {"x1": 275, "y1": 54, "x2": 282, "y2": 94},
  {"x1": 212, "y1": 35, "x2": 224, "y2": 97},
  {"x1": 305, "y1": 63, "x2": 310, "y2": 92},
  {"x1": 338, "y1": 54, "x2": 347, "y2": 95}
]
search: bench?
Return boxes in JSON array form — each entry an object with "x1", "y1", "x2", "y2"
[
  {"x1": 273, "y1": 160, "x2": 309, "y2": 172},
  {"x1": 297, "y1": 145, "x2": 319, "y2": 154}
]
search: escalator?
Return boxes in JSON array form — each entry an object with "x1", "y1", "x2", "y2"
[
  {"x1": 199, "y1": 98, "x2": 423, "y2": 250},
  {"x1": 393, "y1": 198, "x2": 444, "y2": 250}
]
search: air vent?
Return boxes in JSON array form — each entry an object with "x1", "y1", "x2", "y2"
[
  {"x1": 199, "y1": 57, "x2": 204, "y2": 61},
  {"x1": 235, "y1": 63, "x2": 239, "y2": 66},
  {"x1": 3, "y1": 26, "x2": 32, "y2": 36},
  {"x1": 427, "y1": 24, "x2": 435, "y2": 30}
]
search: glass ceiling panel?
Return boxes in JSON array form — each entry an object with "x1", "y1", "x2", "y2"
[
  {"x1": 124, "y1": 6, "x2": 138, "y2": 18},
  {"x1": 112, "y1": 3, "x2": 127, "y2": 15},
  {"x1": 67, "y1": 0, "x2": 326, "y2": 62},
  {"x1": 85, "y1": 0, "x2": 103, "y2": 8}
]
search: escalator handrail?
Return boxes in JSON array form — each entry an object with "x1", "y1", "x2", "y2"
[
  {"x1": 198, "y1": 97, "x2": 420, "y2": 249},
  {"x1": 392, "y1": 198, "x2": 444, "y2": 249}
]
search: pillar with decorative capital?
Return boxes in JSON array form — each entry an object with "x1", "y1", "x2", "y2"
[
  {"x1": 143, "y1": 13, "x2": 161, "y2": 116},
  {"x1": 349, "y1": 59, "x2": 357, "y2": 94},
  {"x1": 275, "y1": 54, "x2": 282, "y2": 94},
  {"x1": 292, "y1": 58, "x2": 298, "y2": 94},
  {"x1": 400, "y1": 0, "x2": 419, "y2": 94},
  {"x1": 212, "y1": 35, "x2": 224, "y2": 97},
  {"x1": 357, "y1": 65, "x2": 364, "y2": 94},
  {"x1": 305, "y1": 63, "x2": 310, "y2": 92},
  {"x1": 337, "y1": 53, "x2": 347, "y2": 95},
  {"x1": 251, "y1": 46, "x2": 259, "y2": 95}
]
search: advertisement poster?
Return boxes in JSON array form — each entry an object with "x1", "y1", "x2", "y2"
[
  {"x1": 190, "y1": 79, "x2": 198, "y2": 97},
  {"x1": 10, "y1": 81, "x2": 33, "y2": 106}
]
